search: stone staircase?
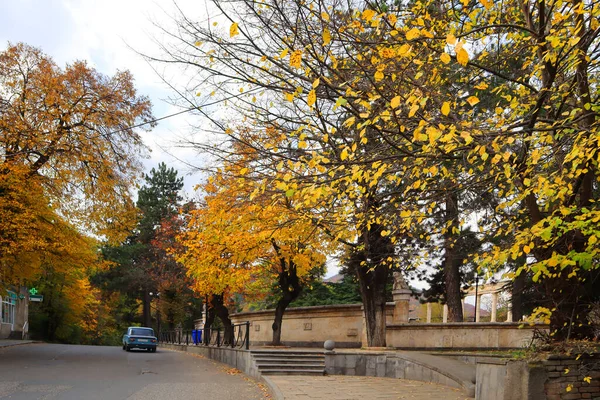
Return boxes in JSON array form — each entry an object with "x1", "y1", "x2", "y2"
[{"x1": 251, "y1": 349, "x2": 325, "y2": 376}]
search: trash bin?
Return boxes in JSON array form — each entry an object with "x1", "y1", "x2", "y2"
[
  {"x1": 197, "y1": 330, "x2": 202, "y2": 344},
  {"x1": 192, "y1": 329, "x2": 198, "y2": 344}
]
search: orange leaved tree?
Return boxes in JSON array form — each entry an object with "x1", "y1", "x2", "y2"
[{"x1": 177, "y1": 149, "x2": 330, "y2": 345}]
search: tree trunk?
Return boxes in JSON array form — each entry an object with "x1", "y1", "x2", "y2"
[
  {"x1": 270, "y1": 240, "x2": 302, "y2": 346},
  {"x1": 444, "y1": 192, "x2": 463, "y2": 322},
  {"x1": 349, "y1": 221, "x2": 391, "y2": 347},
  {"x1": 511, "y1": 272, "x2": 525, "y2": 322},
  {"x1": 203, "y1": 299, "x2": 216, "y2": 345},
  {"x1": 356, "y1": 264, "x2": 387, "y2": 347},
  {"x1": 212, "y1": 294, "x2": 234, "y2": 345},
  {"x1": 142, "y1": 290, "x2": 151, "y2": 327}
]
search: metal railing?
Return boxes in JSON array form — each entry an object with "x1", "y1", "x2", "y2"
[{"x1": 159, "y1": 321, "x2": 250, "y2": 350}]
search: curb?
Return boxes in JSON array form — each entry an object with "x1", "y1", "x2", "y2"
[
  {"x1": 261, "y1": 376, "x2": 284, "y2": 400},
  {"x1": 0, "y1": 340, "x2": 40, "y2": 349}
]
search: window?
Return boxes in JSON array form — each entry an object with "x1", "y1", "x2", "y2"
[
  {"x1": 1, "y1": 292, "x2": 16, "y2": 326},
  {"x1": 131, "y1": 328, "x2": 154, "y2": 336}
]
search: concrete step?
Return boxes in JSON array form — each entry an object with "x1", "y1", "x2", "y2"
[
  {"x1": 255, "y1": 358, "x2": 324, "y2": 365},
  {"x1": 253, "y1": 355, "x2": 325, "y2": 362},
  {"x1": 251, "y1": 351, "x2": 324, "y2": 356},
  {"x1": 257, "y1": 363, "x2": 324, "y2": 369},
  {"x1": 260, "y1": 369, "x2": 325, "y2": 376}
]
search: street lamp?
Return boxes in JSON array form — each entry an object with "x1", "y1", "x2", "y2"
[{"x1": 149, "y1": 292, "x2": 161, "y2": 338}]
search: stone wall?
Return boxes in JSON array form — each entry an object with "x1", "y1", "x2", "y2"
[
  {"x1": 543, "y1": 355, "x2": 600, "y2": 400},
  {"x1": 325, "y1": 351, "x2": 475, "y2": 397},
  {"x1": 387, "y1": 322, "x2": 543, "y2": 350},
  {"x1": 475, "y1": 355, "x2": 600, "y2": 400},
  {"x1": 225, "y1": 303, "x2": 545, "y2": 349},
  {"x1": 229, "y1": 304, "x2": 393, "y2": 348},
  {"x1": 159, "y1": 343, "x2": 259, "y2": 379}
]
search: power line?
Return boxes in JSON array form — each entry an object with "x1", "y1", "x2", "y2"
[{"x1": 112, "y1": 106, "x2": 199, "y2": 134}]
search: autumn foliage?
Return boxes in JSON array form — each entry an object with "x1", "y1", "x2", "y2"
[
  {"x1": 156, "y1": 0, "x2": 600, "y2": 345},
  {"x1": 0, "y1": 42, "x2": 154, "y2": 343}
]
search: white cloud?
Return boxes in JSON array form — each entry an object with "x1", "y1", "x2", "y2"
[{"x1": 0, "y1": 0, "x2": 211, "y2": 191}]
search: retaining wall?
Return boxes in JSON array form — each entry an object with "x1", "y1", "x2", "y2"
[
  {"x1": 227, "y1": 304, "x2": 543, "y2": 349},
  {"x1": 475, "y1": 355, "x2": 600, "y2": 400},
  {"x1": 387, "y1": 322, "x2": 544, "y2": 350},
  {"x1": 159, "y1": 343, "x2": 260, "y2": 379},
  {"x1": 325, "y1": 350, "x2": 475, "y2": 397}
]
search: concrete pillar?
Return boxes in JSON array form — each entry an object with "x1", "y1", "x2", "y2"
[
  {"x1": 491, "y1": 293, "x2": 498, "y2": 322},
  {"x1": 443, "y1": 304, "x2": 448, "y2": 323},
  {"x1": 506, "y1": 304, "x2": 513, "y2": 322},
  {"x1": 426, "y1": 303, "x2": 432, "y2": 323},
  {"x1": 461, "y1": 299, "x2": 465, "y2": 322},
  {"x1": 475, "y1": 295, "x2": 482, "y2": 322},
  {"x1": 392, "y1": 289, "x2": 412, "y2": 323}
]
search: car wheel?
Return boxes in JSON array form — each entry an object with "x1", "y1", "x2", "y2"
[
  {"x1": 125, "y1": 346, "x2": 130, "y2": 352},
  {"x1": 151, "y1": 348, "x2": 156, "y2": 353},
  {"x1": 122, "y1": 344, "x2": 126, "y2": 350}
]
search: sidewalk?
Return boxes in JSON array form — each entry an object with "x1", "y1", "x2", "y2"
[
  {"x1": 265, "y1": 375, "x2": 472, "y2": 400},
  {"x1": 0, "y1": 339, "x2": 37, "y2": 348}
]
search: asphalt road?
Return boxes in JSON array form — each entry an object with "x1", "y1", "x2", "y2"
[{"x1": 0, "y1": 343, "x2": 268, "y2": 400}]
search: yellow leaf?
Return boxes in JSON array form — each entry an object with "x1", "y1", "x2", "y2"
[
  {"x1": 456, "y1": 47, "x2": 469, "y2": 66},
  {"x1": 390, "y1": 96, "x2": 401, "y2": 109},
  {"x1": 441, "y1": 102, "x2": 450, "y2": 116},
  {"x1": 479, "y1": 0, "x2": 492, "y2": 9},
  {"x1": 230, "y1": 23, "x2": 239, "y2": 37},
  {"x1": 362, "y1": 9, "x2": 376, "y2": 21},
  {"x1": 323, "y1": 29, "x2": 331, "y2": 45},
  {"x1": 307, "y1": 89, "x2": 316, "y2": 107},
  {"x1": 340, "y1": 148, "x2": 348, "y2": 160},
  {"x1": 440, "y1": 53, "x2": 451, "y2": 64},
  {"x1": 397, "y1": 44, "x2": 411, "y2": 56},
  {"x1": 289, "y1": 50, "x2": 302, "y2": 68},
  {"x1": 285, "y1": 92, "x2": 295, "y2": 102},
  {"x1": 524, "y1": 245, "x2": 531, "y2": 254},
  {"x1": 406, "y1": 28, "x2": 420, "y2": 40},
  {"x1": 312, "y1": 78, "x2": 320, "y2": 88},
  {"x1": 467, "y1": 96, "x2": 479, "y2": 106},
  {"x1": 321, "y1": 12, "x2": 330, "y2": 21},
  {"x1": 408, "y1": 104, "x2": 419, "y2": 117},
  {"x1": 374, "y1": 70, "x2": 384, "y2": 81},
  {"x1": 280, "y1": 48, "x2": 289, "y2": 59},
  {"x1": 446, "y1": 34, "x2": 457, "y2": 45}
]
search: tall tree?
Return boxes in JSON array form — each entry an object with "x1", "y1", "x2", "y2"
[{"x1": 0, "y1": 42, "x2": 154, "y2": 288}]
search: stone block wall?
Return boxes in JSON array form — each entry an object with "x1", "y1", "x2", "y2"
[
  {"x1": 325, "y1": 351, "x2": 474, "y2": 397},
  {"x1": 475, "y1": 355, "x2": 600, "y2": 400},
  {"x1": 543, "y1": 355, "x2": 600, "y2": 400}
]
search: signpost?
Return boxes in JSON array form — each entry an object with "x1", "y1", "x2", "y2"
[{"x1": 29, "y1": 294, "x2": 43, "y2": 302}]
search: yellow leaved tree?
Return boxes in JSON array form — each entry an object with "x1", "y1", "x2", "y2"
[{"x1": 177, "y1": 137, "x2": 330, "y2": 345}]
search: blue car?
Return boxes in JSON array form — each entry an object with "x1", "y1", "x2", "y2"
[{"x1": 122, "y1": 327, "x2": 157, "y2": 352}]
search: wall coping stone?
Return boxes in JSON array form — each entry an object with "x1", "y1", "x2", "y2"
[
  {"x1": 387, "y1": 322, "x2": 549, "y2": 330},
  {"x1": 231, "y1": 302, "x2": 395, "y2": 318}
]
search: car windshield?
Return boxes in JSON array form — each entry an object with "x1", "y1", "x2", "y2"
[{"x1": 131, "y1": 328, "x2": 154, "y2": 336}]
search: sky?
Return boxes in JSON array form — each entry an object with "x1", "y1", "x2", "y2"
[
  {"x1": 0, "y1": 0, "x2": 207, "y2": 194},
  {"x1": 0, "y1": 0, "x2": 349, "y2": 276},
  {"x1": 0, "y1": 1, "x2": 451, "y2": 283}
]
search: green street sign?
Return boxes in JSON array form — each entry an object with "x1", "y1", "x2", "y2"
[
  {"x1": 29, "y1": 288, "x2": 38, "y2": 295},
  {"x1": 29, "y1": 295, "x2": 43, "y2": 302}
]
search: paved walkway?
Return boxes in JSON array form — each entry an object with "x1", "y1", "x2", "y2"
[
  {"x1": 0, "y1": 339, "x2": 36, "y2": 348},
  {"x1": 267, "y1": 375, "x2": 471, "y2": 400}
]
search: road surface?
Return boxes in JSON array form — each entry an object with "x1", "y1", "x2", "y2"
[{"x1": 0, "y1": 343, "x2": 268, "y2": 400}]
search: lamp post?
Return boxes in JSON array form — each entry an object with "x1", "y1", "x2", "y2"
[{"x1": 149, "y1": 292, "x2": 161, "y2": 338}]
